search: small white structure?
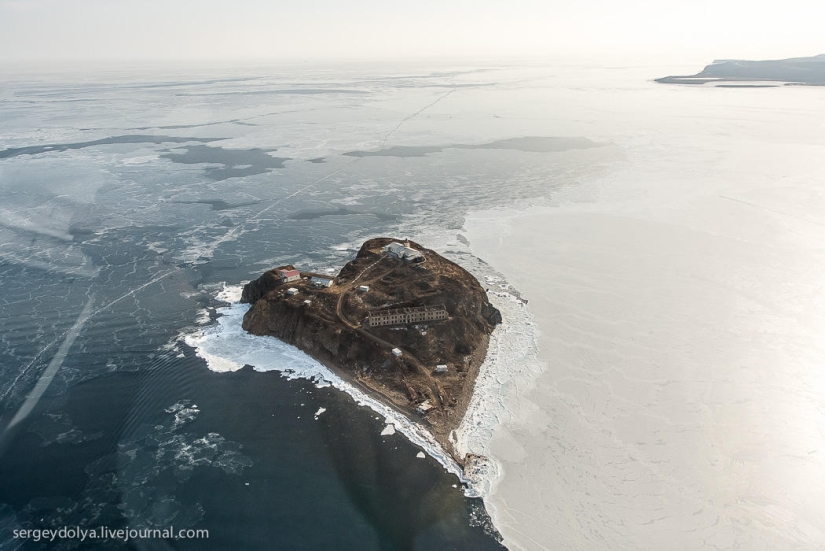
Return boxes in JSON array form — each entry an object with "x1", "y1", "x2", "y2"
[
  {"x1": 311, "y1": 276, "x2": 334, "y2": 288},
  {"x1": 391, "y1": 348, "x2": 403, "y2": 357},
  {"x1": 286, "y1": 287, "x2": 299, "y2": 296},
  {"x1": 385, "y1": 241, "x2": 423, "y2": 262},
  {"x1": 358, "y1": 285, "x2": 370, "y2": 292},
  {"x1": 416, "y1": 401, "x2": 433, "y2": 415},
  {"x1": 303, "y1": 300, "x2": 312, "y2": 305},
  {"x1": 434, "y1": 364, "x2": 449, "y2": 374}
]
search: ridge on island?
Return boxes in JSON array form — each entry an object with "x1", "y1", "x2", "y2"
[
  {"x1": 240, "y1": 238, "x2": 502, "y2": 462},
  {"x1": 656, "y1": 54, "x2": 825, "y2": 86}
]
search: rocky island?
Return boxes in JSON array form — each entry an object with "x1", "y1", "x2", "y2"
[
  {"x1": 240, "y1": 238, "x2": 501, "y2": 461},
  {"x1": 656, "y1": 54, "x2": 825, "y2": 86}
]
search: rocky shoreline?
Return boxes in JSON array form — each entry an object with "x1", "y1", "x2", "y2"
[{"x1": 240, "y1": 238, "x2": 501, "y2": 463}]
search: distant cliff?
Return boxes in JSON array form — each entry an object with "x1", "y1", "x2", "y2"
[
  {"x1": 240, "y1": 238, "x2": 501, "y2": 460},
  {"x1": 657, "y1": 54, "x2": 825, "y2": 86}
]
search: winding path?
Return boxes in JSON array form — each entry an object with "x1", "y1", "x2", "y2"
[{"x1": 333, "y1": 257, "x2": 407, "y2": 353}]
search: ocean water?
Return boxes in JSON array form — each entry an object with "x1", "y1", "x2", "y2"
[
  {"x1": 2, "y1": 59, "x2": 822, "y2": 550},
  {"x1": 1, "y1": 61, "x2": 556, "y2": 550}
]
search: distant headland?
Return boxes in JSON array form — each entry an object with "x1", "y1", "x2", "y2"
[
  {"x1": 240, "y1": 238, "x2": 501, "y2": 463},
  {"x1": 656, "y1": 54, "x2": 825, "y2": 87}
]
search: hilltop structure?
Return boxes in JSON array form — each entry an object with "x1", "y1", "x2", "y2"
[
  {"x1": 277, "y1": 268, "x2": 301, "y2": 283},
  {"x1": 385, "y1": 241, "x2": 424, "y2": 262}
]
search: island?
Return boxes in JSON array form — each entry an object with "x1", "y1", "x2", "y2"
[
  {"x1": 656, "y1": 54, "x2": 825, "y2": 86},
  {"x1": 240, "y1": 238, "x2": 502, "y2": 461}
]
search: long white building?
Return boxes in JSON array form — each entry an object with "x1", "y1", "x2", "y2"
[{"x1": 367, "y1": 305, "x2": 448, "y2": 327}]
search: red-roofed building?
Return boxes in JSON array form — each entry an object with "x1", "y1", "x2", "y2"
[{"x1": 278, "y1": 269, "x2": 301, "y2": 283}]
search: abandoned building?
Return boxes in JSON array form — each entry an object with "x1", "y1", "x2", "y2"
[{"x1": 367, "y1": 305, "x2": 448, "y2": 327}]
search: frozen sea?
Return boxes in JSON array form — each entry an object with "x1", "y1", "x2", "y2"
[{"x1": 1, "y1": 58, "x2": 824, "y2": 550}]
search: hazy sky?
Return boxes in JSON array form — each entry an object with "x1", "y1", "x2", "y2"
[{"x1": 1, "y1": 0, "x2": 822, "y2": 63}]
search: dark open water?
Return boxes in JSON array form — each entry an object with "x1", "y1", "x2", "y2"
[{"x1": 0, "y1": 61, "x2": 616, "y2": 550}]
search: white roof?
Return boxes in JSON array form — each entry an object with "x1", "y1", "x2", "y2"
[
  {"x1": 391, "y1": 348, "x2": 403, "y2": 357},
  {"x1": 386, "y1": 242, "x2": 422, "y2": 258}
]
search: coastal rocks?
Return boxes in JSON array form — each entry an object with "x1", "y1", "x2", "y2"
[
  {"x1": 463, "y1": 454, "x2": 494, "y2": 489},
  {"x1": 481, "y1": 302, "x2": 503, "y2": 326},
  {"x1": 240, "y1": 237, "x2": 500, "y2": 458},
  {"x1": 239, "y1": 266, "x2": 297, "y2": 304}
]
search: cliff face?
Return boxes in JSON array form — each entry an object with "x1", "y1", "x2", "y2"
[
  {"x1": 656, "y1": 54, "x2": 825, "y2": 86},
  {"x1": 240, "y1": 238, "x2": 501, "y2": 453},
  {"x1": 240, "y1": 267, "x2": 292, "y2": 304},
  {"x1": 242, "y1": 296, "x2": 367, "y2": 370}
]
